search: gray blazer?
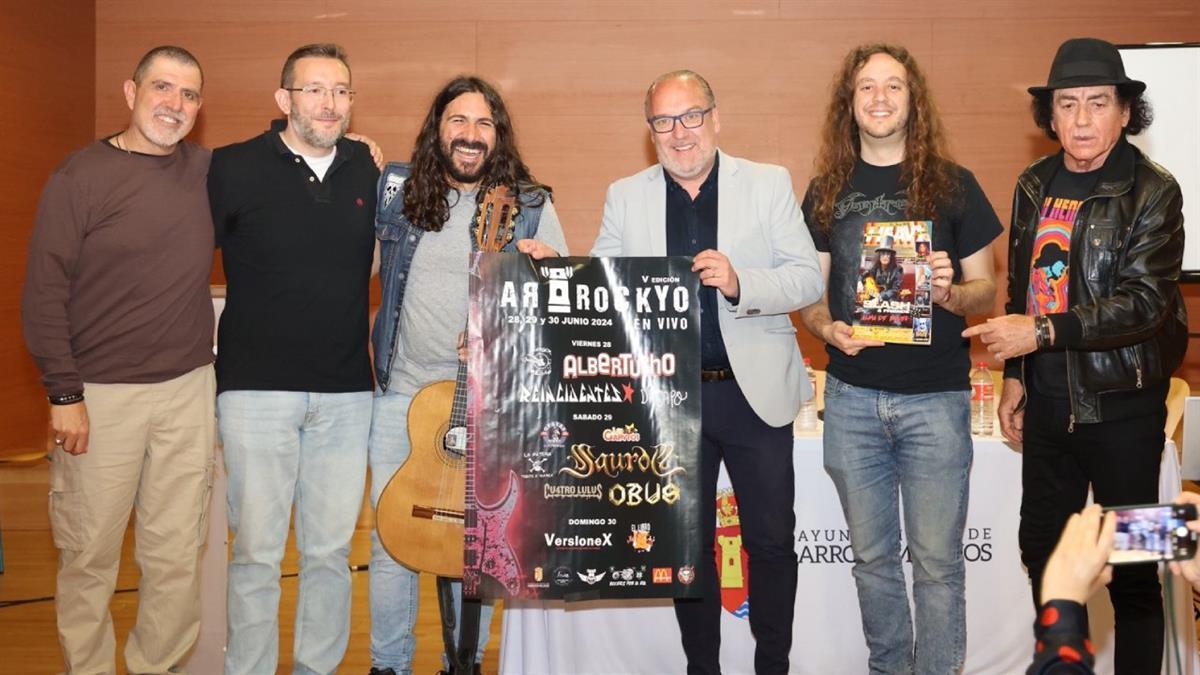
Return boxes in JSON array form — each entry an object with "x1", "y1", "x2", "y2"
[{"x1": 591, "y1": 150, "x2": 824, "y2": 427}]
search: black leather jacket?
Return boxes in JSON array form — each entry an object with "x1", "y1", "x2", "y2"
[{"x1": 1004, "y1": 137, "x2": 1188, "y2": 425}]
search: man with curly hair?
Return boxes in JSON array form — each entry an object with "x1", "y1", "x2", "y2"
[
  {"x1": 799, "y1": 43, "x2": 1002, "y2": 674},
  {"x1": 368, "y1": 75, "x2": 566, "y2": 675},
  {"x1": 966, "y1": 37, "x2": 1188, "y2": 673}
]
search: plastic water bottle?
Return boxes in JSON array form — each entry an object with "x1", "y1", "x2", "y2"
[
  {"x1": 797, "y1": 357, "x2": 818, "y2": 431},
  {"x1": 970, "y1": 362, "x2": 994, "y2": 436}
]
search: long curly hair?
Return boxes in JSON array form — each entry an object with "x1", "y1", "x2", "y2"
[
  {"x1": 809, "y1": 43, "x2": 960, "y2": 232},
  {"x1": 403, "y1": 76, "x2": 550, "y2": 231}
]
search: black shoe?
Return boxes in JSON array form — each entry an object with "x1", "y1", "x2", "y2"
[
  {"x1": 369, "y1": 669, "x2": 397, "y2": 675},
  {"x1": 435, "y1": 667, "x2": 482, "y2": 675}
]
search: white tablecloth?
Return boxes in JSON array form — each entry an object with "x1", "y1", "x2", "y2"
[{"x1": 499, "y1": 433, "x2": 1196, "y2": 675}]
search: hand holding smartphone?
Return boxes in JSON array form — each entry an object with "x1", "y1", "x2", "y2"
[{"x1": 1104, "y1": 503, "x2": 1199, "y2": 565}]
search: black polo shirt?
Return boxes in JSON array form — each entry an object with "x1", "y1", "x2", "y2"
[
  {"x1": 664, "y1": 156, "x2": 730, "y2": 370},
  {"x1": 208, "y1": 119, "x2": 380, "y2": 393}
]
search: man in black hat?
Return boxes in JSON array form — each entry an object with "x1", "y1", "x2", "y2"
[
  {"x1": 861, "y1": 235, "x2": 904, "y2": 302},
  {"x1": 965, "y1": 37, "x2": 1188, "y2": 672}
]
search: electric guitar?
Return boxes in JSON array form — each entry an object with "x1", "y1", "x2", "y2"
[{"x1": 375, "y1": 185, "x2": 519, "y2": 577}]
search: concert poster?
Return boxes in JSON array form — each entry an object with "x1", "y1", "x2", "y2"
[
  {"x1": 852, "y1": 220, "x2": 934, "y2": 345},
  {"x1": 464, "y1": 253, "x2": 702, "y2": 601}
]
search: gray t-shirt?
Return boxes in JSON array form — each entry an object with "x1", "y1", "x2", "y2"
[{"x1": 389, "y1": 189, "x2": 568, "y2": 396}]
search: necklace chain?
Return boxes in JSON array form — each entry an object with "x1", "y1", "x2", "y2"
[{"x1": 113, "y1": 133, "x2": 131, "y2": 154}]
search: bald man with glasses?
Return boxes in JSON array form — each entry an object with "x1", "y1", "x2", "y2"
[{"x1": 591, "y1": 69, "x2": 823, "y2": 675}]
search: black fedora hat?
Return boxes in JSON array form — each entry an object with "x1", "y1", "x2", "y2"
[{"x1": 1028, "y1": 37, "x2": 1145, "y2": 95}]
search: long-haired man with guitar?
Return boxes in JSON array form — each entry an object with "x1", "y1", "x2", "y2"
[{"x1": 368, "y1": 76, "x2": 566, "y2": 675}]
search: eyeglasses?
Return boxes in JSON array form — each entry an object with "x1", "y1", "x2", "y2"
[
  {"x1": 283, "y1": 85, "x2": 355, "y2": 101},
  {"x1": 647, "y1": 106, "x2": 713, "y2": 134}
]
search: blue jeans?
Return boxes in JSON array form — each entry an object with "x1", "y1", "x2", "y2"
[
  {"x1": 822, "y1": 374, "x2": 972, "y2": 675},
  {"x1": 219, "y1": 390, "x2": 371, "y2": 675},
  {"x1": 368, "y1": 390, "x2": 493, "y2": 673}
]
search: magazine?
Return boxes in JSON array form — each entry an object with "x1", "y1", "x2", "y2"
[{"x1": 853, "y1": 220, "x2": 933, "y2": 345}]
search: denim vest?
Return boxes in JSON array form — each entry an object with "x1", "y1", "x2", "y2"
[{"x1": 371, "y1": 161, "x2": 545, "y2": 391}]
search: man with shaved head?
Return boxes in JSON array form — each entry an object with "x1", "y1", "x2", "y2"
[{"x1": 23, "y1": 45, "x2": 216, "y2": 674}]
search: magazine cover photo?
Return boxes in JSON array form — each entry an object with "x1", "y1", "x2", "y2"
[{"x1": 853, "y1": 220, "x2": 933, "y2": 345}]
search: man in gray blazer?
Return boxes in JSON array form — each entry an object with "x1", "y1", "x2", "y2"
[{"x1": 591, "y1": 69, "x2": 823, "y2": 675}]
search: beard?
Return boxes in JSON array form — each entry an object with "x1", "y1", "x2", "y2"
[
  {"x1": 657, "y1": 146, "x2": 717, "y2": 183},
  {"x1": 857, "y1": 108, "x2": 908, "y2": 141},
  {"x1": 438, "y1": 138, "x2": 492, "y2": 186},
  {"x1": 290, "y1": 107, "x2": 350, "y2": 150},
  {"x1": 137, "y1": 106, "x2": 191, "y2": 149}
]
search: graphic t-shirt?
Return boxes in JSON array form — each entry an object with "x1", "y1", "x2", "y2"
[
  {"x1": 1026, "y1": 167, "x2": 1099, "y2": 398},
  {"x1": 804, "y1": 160, "x2": 1003, "y2": 393}
]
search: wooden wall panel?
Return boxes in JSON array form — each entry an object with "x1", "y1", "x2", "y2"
[
  {"x1": 98, "y1": 1, "x2": 784, "y2": 23},
  {"x1": 0, "y1": 1, "x2": 95, "y2": 457},
  {"x1": 29, "y1": 0, "x2": 1190, "y2": 460},
  {"x1": 780, "y1": 0, "x2": 1200, "y2": 20},
  {"x1": 95, "y1": 21, "x2": 480, "y2": 146}
]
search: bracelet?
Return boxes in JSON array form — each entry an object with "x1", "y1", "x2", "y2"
[
  {"x1": 48, "y1": 392, "x2": 84, "y2": 406},
  {"x1": 1034, "y1": 315, "x2": 1052, "y2": 350}
]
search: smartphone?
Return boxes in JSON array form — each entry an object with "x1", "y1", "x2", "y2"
[{"x1": 1104, "y1": 502, "x2": 1198, "y2": 565}]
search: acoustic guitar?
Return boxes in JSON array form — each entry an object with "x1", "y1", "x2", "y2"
[{"x1": 375, "y1": 185, "x2": 519, "y2": 578}]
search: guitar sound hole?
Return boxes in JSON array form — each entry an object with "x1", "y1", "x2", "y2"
[{"x1": 443, "y1": 426, "x2": 468, "y2": 458}]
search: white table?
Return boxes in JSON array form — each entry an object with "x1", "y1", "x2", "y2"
[{"x1": 499, "y1": 432, "x2": 1196, "y2": 675}]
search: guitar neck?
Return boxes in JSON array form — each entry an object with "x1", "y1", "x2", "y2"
[
  {"x1": 459, "y1": 358, "x2": 479, "y2": 532},
  {"x1": 450, "y1": 359, "x2": 468, "y2": 429}
]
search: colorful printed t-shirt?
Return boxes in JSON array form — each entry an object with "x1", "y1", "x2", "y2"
[{"x1": 1026, "y1": 167, "x2": 1100, "y2": 398}]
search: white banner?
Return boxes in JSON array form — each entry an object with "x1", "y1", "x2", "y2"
[{"x1": 500, "y1": 433, "x2": 1196, "y2": 675}]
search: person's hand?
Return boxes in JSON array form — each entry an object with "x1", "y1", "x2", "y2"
[
  {"x1": 345, "y1": 132, "x2": 384, "y2": 170},
  {"x1": 456, "y1": 331, "x2": 467, "y2": 364},
  {"x1": 692, "y1": 249, "x2": 739, "y2": 299},
  {"x1": 516, "y1": 239, "x2": 559, "y2": 260},
  {"x1": 822, "y1": 320, "x2": 885, "y2": 356},
  {"x1": 1041, "y1": 504, "x2": 1116, "y2": 604},
  {"x1": 928, "y1": 251, "x2": 955, "y2": 305},
  {"x1": 1169, "y1": 492, "x2": 1200, "y2": 586},
  {"x1": 962, "y1": 314, "x2": 1038, "y2": 361},
  {"x1": 998, "y1": 378, "x2": 1024, "y2": 444},
  {"x1": 50, "y1": 401, "x2": 90, "y2": 455}
]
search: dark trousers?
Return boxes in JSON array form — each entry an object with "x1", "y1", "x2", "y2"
[
  {"x1": 1019, "y1": 388, "x2": 1166, "y2": 675},
  {"x1": 674, "y1": 379, "x2": 798, "y2": 675}
]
